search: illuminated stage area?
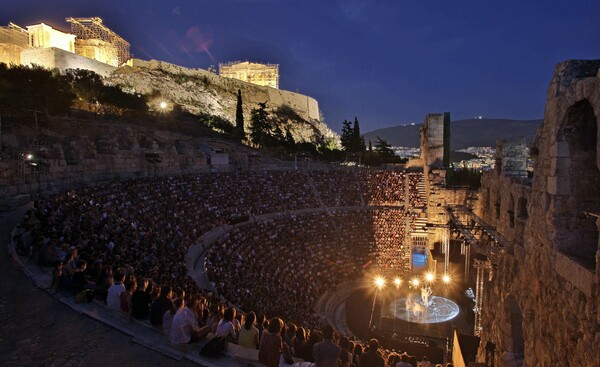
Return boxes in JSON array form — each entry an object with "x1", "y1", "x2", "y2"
[{"x1": 390, "y1": 295, "x2": 460, "y2": 324}]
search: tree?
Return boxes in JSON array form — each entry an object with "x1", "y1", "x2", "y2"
[
  {"x1": 235, "y1": 89, "x2": 245, "y2": 141},
  {"x1": 340, "y1": 119, "x2": 353, "y2": 151},
  {"x1": 0, "y1": 64, "x2": 74, "y2": 116},
  {"x1": 249, "y1": 102, "x2": 271, "y2": 147},
  {"x1": 374, "y1": 136, "x2": 395, "y2": 158},
  {"x1": 351, "y1": 117, "x2": 366, "y2": 152}
]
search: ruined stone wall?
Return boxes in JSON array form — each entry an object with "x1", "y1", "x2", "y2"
[
  {"x1": 0, "y1": 26, "x2": 27, "y2": 65},
  {"x1": 0, "y1": 120, "x2": 249, "y2": 199},
  {"x1": 75, "y1": 39, "x2": 119, "y2": 67},
  {"x1": 420, "y1": 113, "x2": 450, "y2": 168},
  {"x1": 21, "y1": 47, "x2": 116, "y2": 77},
  {"x1": 0, "y1": 43, "x2": 24, "y2": 66},
  {"x1": 495, "y1": 138, "x2": 528, "y2": 178},
  {"x1": 475, "y1": 60, "x2": 600, "y2": 367}
]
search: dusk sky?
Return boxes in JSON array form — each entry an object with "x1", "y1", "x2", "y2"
[{"x1": 3, "y1": 0, "x2": 599, "y2": 133}]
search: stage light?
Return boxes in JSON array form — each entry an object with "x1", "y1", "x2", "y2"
[
  {"x1": 425, "y1": 273, "x2": 435, "y2": 282},
  {"x1": 410, "y1": 278, "x2": 420, "y2": 287},
  {"x1": 443, "y1": 274, "x2": 451, "y2": 284},
  {"x1": 159, "y1": 101, "x2": 168, "y2": 110},
  {"x1": 393, "y1": 277, "x2": 402, "y2": 288},
  {"x1": 374, "y1": 276, "x2": 386, "y2": 289}
]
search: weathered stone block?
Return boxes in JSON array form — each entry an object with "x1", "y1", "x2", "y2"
[
  {"x1": 549, "y1": 141, "x2": 570, "y2": 158},
  {"x1": 547, "y1": 176, "x2": 570, "y2": 195},
  {"x1": 549, "y1": 157, "x2": 571, "y2": 176}
]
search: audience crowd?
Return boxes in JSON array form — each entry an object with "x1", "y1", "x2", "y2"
[{"x1": 13, "y1": 168, "x2": 441, "y2": 366}]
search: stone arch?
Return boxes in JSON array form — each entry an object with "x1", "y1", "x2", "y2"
[
  {"x1": 556, "y1": 99, "x2": 599, "y2": 268},
  {"x1": 504, "y1": 295, "x2": 525, "y2": 366}
]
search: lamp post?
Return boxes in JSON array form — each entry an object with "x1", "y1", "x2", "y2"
[
  {"x1": 368, "y1": 275, "x2": 386, "y2": 331},
  {"x1": 393, "y1": 277, "x2": 402, "y2": 335}
]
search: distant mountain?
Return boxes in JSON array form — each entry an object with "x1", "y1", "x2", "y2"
[{"x1": 363, "y1": 118, "x2": 543, "y2": 150}]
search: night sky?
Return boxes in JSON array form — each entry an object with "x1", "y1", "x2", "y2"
[{"x1": 3, "y1": 0, "x2": 599, "y2": 133}]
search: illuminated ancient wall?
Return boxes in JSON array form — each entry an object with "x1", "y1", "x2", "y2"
[
  {"x1": 0, "y1": 25, "x2": 28, "y2": 65},
  {"x1": 219, "y1": 61, "x2": 279, "y2": 89},
  {"x1": 474, "y1": 60, "x2": 600, "y2": 367},
  {"x1": 75, "y1": 39, "x2": 119, "y2": 67},
  {"x1": 26, "y1": 23, "x2": 75, "y2": 53},
  {"x1": 420, "y1": 113, "x2": 450, "y2": 168},
  {"x1": 21, "y1": 47, "x2": 116, "y2": 77}
]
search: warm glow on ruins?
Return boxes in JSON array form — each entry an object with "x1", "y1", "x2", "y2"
[{"x1": 219, "y1": 61, "x2": 279, "y2": 89}]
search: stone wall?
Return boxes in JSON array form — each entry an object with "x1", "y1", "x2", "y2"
[
  {"x1": 0, "y1": 119, "x2": 265, "y2": 199},
  {"x1": 420, "y1": 113, "x2": 450, "y2": 168},
  {"x1": 0, "y1": 26, "x2": 27, "y2": 66},
  {"x1": 474, "y1": 60, "x2": 600, "y2": 367},
  {"x1": 21, "y1": 47, "x2": 116, "y2": 77},
  {"x1": 495, "y1": 138, "x2": 528, "y2": 178}
]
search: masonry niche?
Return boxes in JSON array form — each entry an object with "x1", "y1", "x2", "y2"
[{"x1": 555, "y1": 99, "x2": 599, "y2": 268}]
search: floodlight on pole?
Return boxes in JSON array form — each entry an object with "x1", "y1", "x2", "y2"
[{"x1": 443, "y1": 274, "x2": 451, "y2": 284}]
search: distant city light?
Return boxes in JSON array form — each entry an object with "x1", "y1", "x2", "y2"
[
  {"x1": 26, "y1": 154, "x2": 33, "y2": 160},
  {"x1": 393, "y1": 277, "x2": 402, "y2": 288}
]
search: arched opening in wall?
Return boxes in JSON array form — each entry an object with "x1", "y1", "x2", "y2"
[
  {"x1": 508, "y1": 195, "x2": 515, "y2": 228},
  {"x1": 517, "y1": 197, "x2": 528, "y2": 220},
  {"x1": 557, "y1": 99, "x2": 599, "y2": 269},
  {"x1": 505, "y1": 296, "x2": 525, "y2": 366}
]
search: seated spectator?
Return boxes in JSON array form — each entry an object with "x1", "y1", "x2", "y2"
[
  {"x1": 339, "y1": 337, "x2": 353, "y2": 367},
  {"x1": 169, "y1": 298, "x2": 209, "y2": 345},
  {"x1": 359, "y1": 339, "x2": 384, "y2": 367},
  {"x1": 120, "y1": 275, "x2": 136, "y2": 313},
  {"x1": 238, "y1": 311, "x2": 259, "y2": 349},
  {"x1": 215, "y1": 307, "x2": 238, "y2": 342},
  {"x1": 130, "y1": 278, "x2": 152, "y2": 320},
  {"x1": 313, "y1": 324, "x2": 341, "y2": 367},
  {"x1": 259, "y1": 317, "x2": 284, "y2": 367},
  {"x1": 150, "y1": 286, "x2": 174, "y2": 327},
  {"x1": 106, "y1": 272, "x2": 125, "y2": 311},
  {"x1": 420, "y1": 356, "x2": 432, "y2": 367}
]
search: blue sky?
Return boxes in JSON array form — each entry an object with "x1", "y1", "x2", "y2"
[{"x1": 3, "y1": 0, "x2": 599, "y2": 133}]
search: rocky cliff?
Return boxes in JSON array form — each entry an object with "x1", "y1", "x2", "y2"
[{"x1": 107, "y1": 59, "x2": 338, "y2": 146}]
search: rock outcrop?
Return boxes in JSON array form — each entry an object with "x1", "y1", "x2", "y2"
[{"x1": 107, "y1": 59, "x2": 338, "y2": 146}]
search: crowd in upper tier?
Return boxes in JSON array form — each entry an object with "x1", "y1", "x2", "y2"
[{"x1": 12, "y1": 168, "x2": 439, "y2": 365}]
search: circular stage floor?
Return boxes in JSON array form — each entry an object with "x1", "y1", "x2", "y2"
[{"x1": 389, "y1": 296, "x2": 460, "y2": 324}]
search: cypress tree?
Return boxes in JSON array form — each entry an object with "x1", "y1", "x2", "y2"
[{"x1": 235, "y1": 89, "x2": 245, "y2": 141}]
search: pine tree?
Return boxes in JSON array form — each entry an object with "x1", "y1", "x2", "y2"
[
  {"x1": 235, "y1": 89, "x2": 245, "y2": 141},
  {"x1": 374, "y1": 136, "x2": 395, "y2": 158},
  {"x1": 351, "y1": 117, "x2": 366, "y2": 152},
  {"x1": 249, "y1": 102, "x2": 270, "y2": 147},
  {"x1": 340, "y1": 119, "x2": 353, "y2": 151}
]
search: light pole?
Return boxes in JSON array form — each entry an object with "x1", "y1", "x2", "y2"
[
  {"x1": 393, "y1": 277, "x2": 402, "y2": 335},
  {"x1": 368, "y1": 275, "x2": 386, "y2": 331}
]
